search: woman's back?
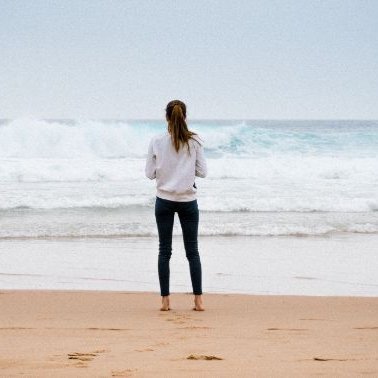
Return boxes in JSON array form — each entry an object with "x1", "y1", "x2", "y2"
[{"x1": 145, "y1": 132, "x2": 207, "y2": 202}]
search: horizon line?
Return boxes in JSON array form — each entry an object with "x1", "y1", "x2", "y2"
[{"x1": 1, "y1": 118, "x2": 378, "y2": 122}]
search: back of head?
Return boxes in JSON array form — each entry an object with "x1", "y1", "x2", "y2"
[{"x1": 165, "y1": 100, "x2": 198, "y2": 153}]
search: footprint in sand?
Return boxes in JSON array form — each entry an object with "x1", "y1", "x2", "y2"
[
  {"x1": 179, "y1": 326, "x2": 212, "y2": 330},
  {"x1": 353, "y1": 326, "x2": 378, "y2": 330},
  {"x1": 313, "y1": 357, "x2": 351, "y2": 362},
  {"x1": 135, "y1": 348, "x2": 154, "y2": 352},
  {"x1": 165, "y1": 313, "x2": 195, "y2": 325},
  {"x1": 135, "y1": 341, "x2": 170, "y2": 352},
  {"x1": 111, "y1": 368, "x2": 137, "y2": 376},
  {"x1": 86, "y1": 327, "x2": 129, "y2": 331},
  {"x1": 151, "y1": 341, "x2": 170, "y2": 347},
  {"x1": 186, "y1": 354, "x2": 223, "y2": 360},
  {"x1": 0, "y1": 327, "x2": 34, "y2": 330},
  {"x1": 166, "y1": 318, "x2": 186, "y2": 324},
  {"x1": 67, "y1": 349, "x2": 107, "y2": 367},
  {"x1": 267, "y1": 328, "x2": 308, "y2": 331}
]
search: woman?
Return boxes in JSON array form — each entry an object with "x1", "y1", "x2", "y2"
[{"x1": 145, "y1": 100, "x2": 207, "y2": 311}]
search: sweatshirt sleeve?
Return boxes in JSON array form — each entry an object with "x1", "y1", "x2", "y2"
[
  {"x1": 145, "y1": 138, "x2": 156, "y2": 180},
  {"x1": 195, "y1": 141, "x2": 207, "y2": 178}
]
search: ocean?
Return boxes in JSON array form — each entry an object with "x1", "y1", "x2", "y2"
[
  {"x1": 0, "y1": 118, "x2": 377, "y2": 239},
  {"x1": 1, "y1": 118, "x2": 377, "y2": 295}
]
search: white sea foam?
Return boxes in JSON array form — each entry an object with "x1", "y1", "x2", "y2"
[
  {"x1": 0, "y1": 118, "x2": 153, "y2": 159},
  {"x1": 0, "y1": 119, "x2": 377, "y2": 237},
  {"x1": 0, "y1": 202, "x2": 377, "y2": 239}
]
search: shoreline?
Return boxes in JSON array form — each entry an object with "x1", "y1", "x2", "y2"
[
  {"x1": 2, "y1": 288, "x2": 378, "y2": 298},
  {"x1": 1, "y1": 290, "x2": 377, "y2": 377},
  {"x1": 1, "y1": 234, "x2": 377, "y2": 296}
]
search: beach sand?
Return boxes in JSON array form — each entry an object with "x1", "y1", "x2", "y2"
[{"x1": 0, "y1": 290, "x2": 377, "y2": 377}]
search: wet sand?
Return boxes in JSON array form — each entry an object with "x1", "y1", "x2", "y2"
[
  {"x1": 1, "y1": 234, "x2": 377, "y2": 296},
  {"x1": 0, "y1": 290, "x2": 377, "y2": 377}
]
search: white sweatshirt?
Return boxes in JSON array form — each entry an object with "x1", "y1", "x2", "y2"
[{"x1": 145, "y1": 132, "x2": 207, "y2": 201}]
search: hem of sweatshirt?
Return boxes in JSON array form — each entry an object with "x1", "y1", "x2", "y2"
[{"x1": 156, "y1": 189, "x2": 197, "y2": 202}]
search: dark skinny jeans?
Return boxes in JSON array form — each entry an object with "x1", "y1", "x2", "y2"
[{"x1": 155, "y1": 196, "x2": 202, "y2": 297}]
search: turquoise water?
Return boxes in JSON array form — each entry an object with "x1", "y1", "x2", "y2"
[{"x1": 0, "y1": 119, "x2": 377, "y2": 237}]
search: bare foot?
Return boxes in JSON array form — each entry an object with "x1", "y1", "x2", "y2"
[
  {"x1": 193, "y1": 295, "x2": 205, "y2": 311},
  {"x1": 160, "y1": 295, "x2": 170, "y2": 311}
]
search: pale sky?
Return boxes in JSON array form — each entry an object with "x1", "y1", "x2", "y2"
[{"x1": 1, "y1": 0, "x2": 377, "y2": 119}]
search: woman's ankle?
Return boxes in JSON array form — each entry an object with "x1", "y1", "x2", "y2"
[
  {"x1": 193, "y1": 295, "x2": 204, "y2": 310},
  {"x1": 160, "y1": 295, "x2": 170, "y2": 310}
]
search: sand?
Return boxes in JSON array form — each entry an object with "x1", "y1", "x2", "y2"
[{"x1": 0, "y1": 290, "x2": 377, "y2": 377}]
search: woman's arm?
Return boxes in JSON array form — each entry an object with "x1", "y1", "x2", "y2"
[
  {"x1": 195, "y1": 142, "x2": 207, "y2": 178},
  {"x1": 145, "y1": 138, "x2": 156, "y2": 179}
]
